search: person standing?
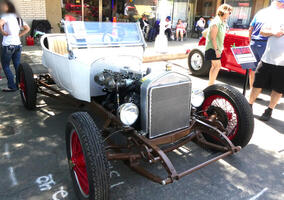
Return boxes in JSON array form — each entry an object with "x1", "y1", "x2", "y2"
[
  {"x1": 248, "y1": 6, "x2": 272, "y2": 90},
  {"x1": 249, "y1": 0, "x2": 284, "y2": 121},
  {"x1": 0, "y1": 0, "x2": 30, "y2": 92},
  {"x1": 205, "y1": 4, "x2": 232, "y2": 86}
]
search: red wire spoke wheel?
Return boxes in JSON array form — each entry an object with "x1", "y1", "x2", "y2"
[
  {"x1": 70, "y1": 130, "x2": 89, "y2": 197},
  {"x1": 19, "y1": 72, "x2": 27, "y2": 101},
  {"x1": 201, "y1": 84, "x2": 254, "y2": 148},
  {"x1": 202, "y1": 95, "x2": 239, "y2": 140},
  {"x1": 66, "y1": 112, "x2": 110, "y2": 200},
  {"x1": 18, "y1": 63, "x2": 37, "y2": 110}
]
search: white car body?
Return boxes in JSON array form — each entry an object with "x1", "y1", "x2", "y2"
[{"x1": 40, "y1": 22, "x2": 146, "y2": 102}]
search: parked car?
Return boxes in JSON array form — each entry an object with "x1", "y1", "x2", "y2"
[
  {"x1": 188, "y1": 29, "x2": 250, "y2": 76},
  {"x1": 18, "y1": 22, "x2": 254, "y2": 200}
]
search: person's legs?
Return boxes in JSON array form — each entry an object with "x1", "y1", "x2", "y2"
[
  {"x1": 249, "y1": 70, "x2": 255, "y2": 90},
  {"x1": 268, "y1": 90, "x2": 282, "y2": 109},
  {"x1": 180, "y1": 30, "x2": 184, "y2": 41},
  {"x1": 165, "y1": 28, "x2": 171, "y2": 40},
  {"x1": 176, "y1": 30, "x2": 179, "y2": 41},
  {"x1": 259, "y1": 90, "x2": 282, "y2": 121},
  {"x1": 249, "y1": 62, "x2": 271, "y2": 105},
  {"x1": 259, "y1": 63, "x2": 283, "y2": 121},
  {"x1": 249, "y1": 44, "x2": 259, "y2": 90},
  {"x1": 1, "y1": 46, "x2": 17, "y2": 89},
  {"x1": 12, "y1": 45, "x2": 22, "y2": 88},
  {"x1": 250, "y1": 41, "x2": 267, "y2": 90},
  {"x1": 208, "y1": 60, "x2": 221, "y2": 86},
  {"x1": 249, "y1": 87, "x2": 262, "y2": 104}
]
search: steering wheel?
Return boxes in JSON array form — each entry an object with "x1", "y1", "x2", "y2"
[{"x1": 102, "y1": 27, "x2": 126, "y2": 43}]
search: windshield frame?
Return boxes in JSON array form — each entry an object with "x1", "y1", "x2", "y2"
[{"x1": 64, "y1": 21, "x2": 146, "y2": 51}]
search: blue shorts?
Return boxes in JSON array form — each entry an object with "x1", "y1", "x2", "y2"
[{"x1": 250, "y1": 40, "x2": 267, "y2": 71}]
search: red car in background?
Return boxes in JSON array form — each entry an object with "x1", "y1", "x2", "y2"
[{"x1": 188, "y1": 29, "x2": 250, "y2": 76}]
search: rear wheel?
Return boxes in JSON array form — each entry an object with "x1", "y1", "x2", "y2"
[
  {"x1": 201, "y1": 84, "x2": 254, "y2": 148},
  {"x1": 66, "y1": 112, "x2": 110, "y2": 200},
  {"x1": 18, "y1": 63, "x2": 37, "y2": 110},
  {"x1": 188, "y1": 49, "x2": 211, "y2": 76}
]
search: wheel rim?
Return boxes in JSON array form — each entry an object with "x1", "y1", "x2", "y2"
[
  {"x1": 70, "y1": 130, "x2": 89, "y2": 197},
  {"x1": 19, "y1": 72, "x2": 27, "y2": 102},
  {"x1": 190, "y1": 52, "x2": 203, "y2": 71},
  {"x1": 202, "y1": 95, "x2": 239, "y2": 140}
]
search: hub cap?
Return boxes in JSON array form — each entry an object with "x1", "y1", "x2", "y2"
[
  {"x1": 70, "y1": 130, "x2": 89, "y2": 197},
  {"x1": 202, "y1": 95, "x2": 239, "y2": 140},
  {"x1": 191, "y1": 52, "x2": 203, "y2": 71}
]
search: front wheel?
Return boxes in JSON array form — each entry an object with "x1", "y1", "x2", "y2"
[
  {"x1": 188, "y1": 49, "x2": 211, "y2": 76},
  {"x1": 18, "y1": 63, "x2": 37, "y2": 110},
  {"x1": 201, "y1": 84, "x2": 254, "y2": 148},
  {"x1": 66, "y1": 112, "x2": 110, "y2": 200}
]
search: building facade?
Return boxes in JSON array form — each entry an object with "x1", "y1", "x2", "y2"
[
  {"x1": 9, "y1": 0, "x2": 271, "y2": 34},
  {"x1": 196, "y1": 0, "x2": 271, "y2": 28},
  {"x1": 12, "y1": 0, "x2": 62, "y2": 33}
]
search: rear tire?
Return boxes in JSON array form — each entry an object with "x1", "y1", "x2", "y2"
[
  {"x1": 201, "y1": 84, "x2": 254, "y2": 148},
  {"x1": 66, "y1": 112, "x2": 110, "y2": 200},
  {"x1": 18, "y1": 63, "x2": 37, "y2": 110},
  {"x1": 188, "y1": 49, "x2": 211, "y2": 76}
]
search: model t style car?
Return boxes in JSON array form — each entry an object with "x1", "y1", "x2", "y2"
[{"x1": 18, "y1": 21, "x2": 254, "y2": 200}]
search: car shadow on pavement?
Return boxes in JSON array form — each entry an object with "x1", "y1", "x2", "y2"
[
  {"x1": 255, "y1": 98, "x2": 284, "y2": 111},
  {"x1": 253, "y1": 114, "x2": 284, "y2": 134},
  {"x1": 108, "y1": 142, "x2": 284, "y2": 200},
  {"x1": 221, "y1": 144, "x2": 284, "y2": 200}
]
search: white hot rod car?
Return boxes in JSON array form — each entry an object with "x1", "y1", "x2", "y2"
[{"x1": 18, "y1": 21, "x2": 254, "y2": 200}]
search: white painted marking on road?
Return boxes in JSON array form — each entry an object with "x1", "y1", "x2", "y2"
[
  {"x1": 249, "y1": 187, "x2": 268, "y2": 200},
  {"x1": 108, "y1": 161, "x2": 113, "y2": 169},
  {"x1": 110, "y1": 170, "x2": 120, "y2": 178},
  {"x1": 110, "y1": 181, "x2": 125, "y2": 189},
  {"x1": 36, "y1": 174, "x2": 56, "y2": 191},
  {"x1": 52, "y1": 186, "x2": 68, "y2": 200},
  {"x1": 4, "y1": 143, "x2": 10, "y2": 159},
  {"x1": 8, "y1": 167, "x2": 18, "y2": 186}
]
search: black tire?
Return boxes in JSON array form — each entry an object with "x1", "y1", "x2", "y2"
[
  {"x1": 66, "y1": 112, "x2": 110, "y2": 200},
  {"x1": 201, "y1": 84, "x2": 254, "y2": 148},
  {"x1": 18, "y1": 63, "x2": 37, "y2": 110},
  {"x1": 188, "y1": 49, "x2": 211, "y2": 76}
]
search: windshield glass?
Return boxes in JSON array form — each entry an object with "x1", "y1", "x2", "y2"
[{"x1": 64, "y1": 21, "x2": 145, "y2": 48}]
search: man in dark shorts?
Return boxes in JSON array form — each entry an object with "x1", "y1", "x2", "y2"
[
  {"x1": 248, "y1": 5, "x2": 270, "y2": 90},
  {"x1": 249, "y1": 0, "x2": 284, "y2": 121}
]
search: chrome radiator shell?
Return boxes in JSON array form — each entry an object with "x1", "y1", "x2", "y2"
[{"x1": 140, "y1": 72, "x2": 192, "y2": 138}]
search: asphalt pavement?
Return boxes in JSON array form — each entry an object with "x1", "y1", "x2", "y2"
[{"x1": 0, "y1": 41, "x2": 283, "y2": 200}]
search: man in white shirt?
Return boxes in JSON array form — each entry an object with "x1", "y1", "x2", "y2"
[{"x1": 249, "y1": 0, "x2": 284, "y2": 121}]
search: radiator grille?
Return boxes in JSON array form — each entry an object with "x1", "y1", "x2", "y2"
[{"x1": 149, "y1": 82, "x2": 191, "y2": 138}]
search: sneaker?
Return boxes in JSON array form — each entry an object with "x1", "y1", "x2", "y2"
[
  {"x1": 259, "y1": 108, "x2": 273, "y2": 121},
  {"x1": 2, "y1": 88, "x2": 18, "y2": 92}
]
